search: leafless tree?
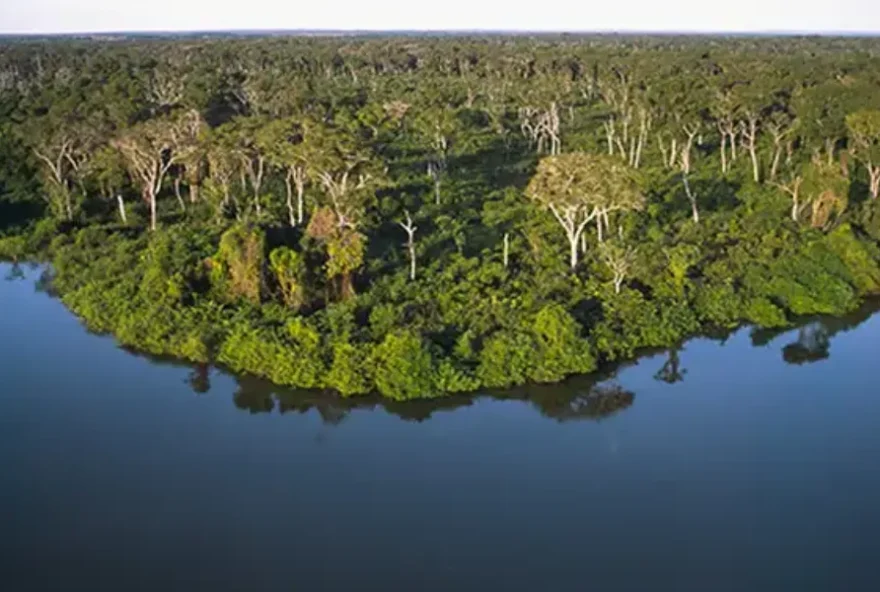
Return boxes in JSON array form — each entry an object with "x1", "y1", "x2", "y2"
[
  {"x1": 601, "y1": 242, "x2": 638, "y2": 294},
  {"x1": 740, "y1": 112, "x2": 761, "y2": 183},
  {"x1": 773, "y1": 176, "x2": 808, "y2": 222},
  {"x1": 398, "y1": 210, "x2": 418, "y2": 280},
  {"x1": 766, "y1": 116, "x2": 794, "y2": 182},
  {"x1": 682, "y1": 172, "x2": 700, "y2": 224}
]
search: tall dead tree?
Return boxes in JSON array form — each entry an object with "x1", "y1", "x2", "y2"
[
  {"x1": 774, "y1": 176, "x2": 807, "y2": 222},
  {"x1": 519, "y1": 102, "x2": 561, "y2": 156},
  {"x1": 600, "y1": 242, "x2": 638, "y2": 294},
  {"x1": 740, "y1": 111, "x2": 762, "y2": 183},
  {"x1": 398, "y1": 210, "x2": 418, "y2": 281}
]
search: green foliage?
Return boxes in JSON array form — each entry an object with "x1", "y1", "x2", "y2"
[
  {"x1": 326, "y1": 342, "x2": 373, "y2": 397},
  {"x1": 477, "y1": 330, "x2": 536, "y2": 389},
  {"x1": 824, "y1": 224, "x2": 880, "y2": 294},
  {"x1": 663, "y1": 244, "x2": 701, "y2": 298},
  {"x1": 694, "y1": 283, "x2": 743, "y2": 328},
  {"x1": 326, "y1": 231, "x2": 365, "y2": 281},
  {"x1": 434, "y1": 360, "x2": 480, "y2": 393},
  {"x1": 268, "y1": 246, "x2": 306, "y2": 309},
  {"x1": 211, "y1": 224, "x2": 265, "y2": 304},
  {"x1": 372, "y1": 331, "x2": 437, "y2": 400},
  {"x1": 529, "y1": 304, "x2": 596, "y2": 382},
  {"x1": 217, "y1": 317, "x2": 326, "y2": 388},
  {"x1": 743, "y1": 298, "x2": 788, "y2": 328},
  {"x1": 592, "y1": 289, "x2": 697, "y2": 359}
]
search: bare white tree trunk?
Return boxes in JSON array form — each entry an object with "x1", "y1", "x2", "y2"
[
  {"x1": 398, "y1": 210, "x2": 418, "y2": 281},
  {"x1": 658, "y1": 136, "x2": 669, "y2": 170},
  {"x1": 668, "y1": 138, "x2": 678, "y2": 169},
  {"x1": 681, "y1": 124, "x2": 700, "y2": 175},
  {"x1": 824, "y1": 138, "x2": 836, "y2": 166},
  {"x1": 774, "y1": 177, "x2": 804, "y2": 222},
  {"x1": 427, "y1": 160, "x2": 444, "y2": 205},
  {"x1": 741, "y1": 116, "x2": 761, "y2": 183},
  {"x1": 548, "y1": 204, "x2": 597, "y2": 271},
  {"x1": 116, "y1": 194, "x2": 127, "y2": 224},
  {"x1": 284, "y1": 170, "x2": 296, "y2": 227},
  {"x1": 683, "y1": 173, "x2": 699, "y2": 223},
  {"x1": 149, "y1": 188, "x2": 157, "y2": 231},
  {"x1": 174, "y1": 177, "x2": 186, "y2": 213},
  {"x1": 633, "y1": 108, "x2": 650, "y2": 169},
  {"x1": 770, "y1": 146, "x2": 783, "y2": 181},
  {"x1": 253, "y1": 157, "x2": 264, "y2": 216},
  {"x1": 291, "y1": 166, "x2": 307, "y2": 225},
  {"x1": 867, "y1": 162, "x2": 880, "y2": 200},
  {"x1": 434, "y1": 178, "x2": 441, "y2": 205},
  {"x1": 601, "y1": 243, "x2": 637, "y2": 295},
  {"x1": 503, "y1": 232, "x2": 510, "y2": 268},
  {"x1": 604, "y1": 118, "x2": 616, "y2": 156}
]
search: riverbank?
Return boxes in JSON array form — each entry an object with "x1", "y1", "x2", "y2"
[
  {"x1": 6, "y1": 208, "x2": 880, "y2": 401},
  {"x1": 4, "y1": 259, "x2": 878, "y2": 421}
]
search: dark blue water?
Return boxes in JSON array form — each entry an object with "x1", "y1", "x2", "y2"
[{"x1": 2, "y1": 262, "x2": 880, "y2": 592}]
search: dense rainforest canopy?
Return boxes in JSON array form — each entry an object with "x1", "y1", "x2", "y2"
[{"x1": 2, "y1": 33, "x2": 880, "y2": 399}]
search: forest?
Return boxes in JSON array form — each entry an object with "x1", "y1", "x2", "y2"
[{"x1": 1, "y1": 34, "x2": 880, "y2": 400}]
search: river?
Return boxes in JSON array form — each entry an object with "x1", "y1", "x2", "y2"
[{"x1": 2, "y1": 261, "x2": 880, "y2": 591}]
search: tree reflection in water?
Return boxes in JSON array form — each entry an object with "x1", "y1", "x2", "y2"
[
  {"x1": 187, "y1": 364, "x2": 212, "y2": 394},
  {"x1": 224, "y1": 374, "x2": 635, "y2": 426},
  {"x1": 3, "y1": 262, "x2": 25, "y2": 281},
  {"x1": 782, "y1": 324, "x2": 831, "y2": 365},
  {"x1": 124, "y1": 297, "x2": 880, "y2": 427},
  {"x1": 654, "y1": 347, "x2": 687, "y2": 384},
  {"x1": 752, "y1": 298, "x2": 880, "y2": 366}
]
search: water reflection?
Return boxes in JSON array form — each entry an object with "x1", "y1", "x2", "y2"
[
  {"x1": 119, "y1": 343, "x2": 638, "y2": 426},
  {"x1": 1, "y1": 261, "x2": 54, "y2": 293},
  {"x1": 186, "y1": 364, "x2": 212, "y2": 394},
  {"x1": 3, "y1": 262, "x2": 25, "y2": 281},
  {"x1": 751, "y1": 299, "x2": 880, "y2": 366},
  {"x1": 222, "y1": 374, "x2": 636, "y2": 425},
  {"x1": 654, "y1": 348, "x2": 687, "y2": 384},
  {"x1": 495, "y1": 380, "x2": 635, "y2": 422},
  {"x1": 140, "y1": 298, "x2": 879, "y2": 427},
  {"x1": 782, "y1": 324, "x2": 831, "y2": 365}
]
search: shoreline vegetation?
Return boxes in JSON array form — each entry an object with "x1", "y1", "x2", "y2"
[
  {"x1": 4, "y1": 260, "x2": 878, "y2": 423},
  {"x1": 2, "y1": 35, "x2": 880, "y2": 400}
]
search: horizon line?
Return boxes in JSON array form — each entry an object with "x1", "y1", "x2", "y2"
[{"x1": 1, "y1": 27, "x2": 879, "y2": 38}]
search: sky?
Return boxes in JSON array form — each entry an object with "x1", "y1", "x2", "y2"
[{"x1": 1, "y1": 0, "x2": 878, "y2": 35}]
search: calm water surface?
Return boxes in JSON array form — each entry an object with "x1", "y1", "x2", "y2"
[{"x1": 2, "y1": 262, "x2": 880, "y2": 592}]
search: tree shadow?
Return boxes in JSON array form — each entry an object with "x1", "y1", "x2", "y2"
[{"x1": 653, "y1": 173, "x2": 741, "y2": 224}]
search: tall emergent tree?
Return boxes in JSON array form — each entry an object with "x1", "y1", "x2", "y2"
[
  {"x1": 113, "y1": 109, "x2": 203, "y2": 230},
  {"x1": 526, "y1": 153, "x2": 644, "y2": 271}
]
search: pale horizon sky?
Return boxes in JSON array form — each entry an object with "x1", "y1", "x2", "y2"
[{"x1": 2, "y1": 0, "x2": 879, "y2": 35}]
